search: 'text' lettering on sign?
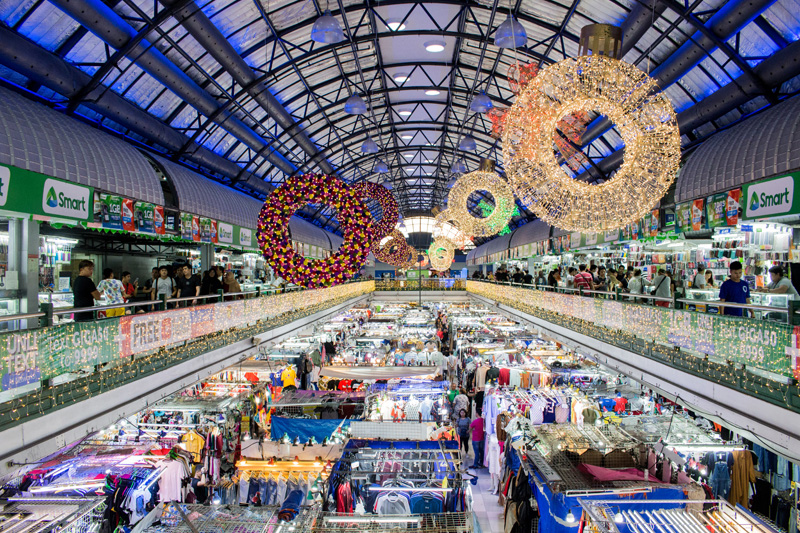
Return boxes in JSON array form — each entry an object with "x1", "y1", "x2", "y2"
[{"x1": 42, "y1": 178, "x2": 90, "y2": 219}]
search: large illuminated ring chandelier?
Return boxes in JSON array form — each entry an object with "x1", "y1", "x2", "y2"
[
  {"x1": 502, "y1": 54, "x2": 680, "y2": 232},
  {"x1": 257, "y1": 174, "x2": 373, "y2": 288},
  {"x1": 351, "y1": 181, "x2": 399, "y2": 240},
  {"x1": 373, "y1": 229, "x2": 414, "y2": 266},
  {"x1": 447, "y1": 171, "x2": 516, "y2": 238},
  {"x1": 428, "y1": 237, "x2": 456, "y2": 271},
  {"x1": 434, "y1": 210, "x2": 473, "y2": 249}
]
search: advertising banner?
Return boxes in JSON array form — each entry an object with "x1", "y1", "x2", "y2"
[
  {"x1": 121, "y1": 198, "x2": 136, "y2": 232},
  {"x1": 238, "y1": 227, "x2": 253, "y2": 248},
  {"x1": 218, "y1": 222, "x2": 234, "y2": 245},
  {"x1": 726, "y1": 189, "x2": 741, "y2": 226},
  {"x1": 39, "y1": 321, "x2": 120, "y2": 378},
  {"x1": 648, "y1": 209, "x2": 660, "y2": 237},
  {"x1": 95, "y1": 193, "x2": 123, "y2": 230},
  {"x1": 690, "y1": 199, "x2": 705, "y2": 231},
  {"x1": 675, "y1": 203, "x2": 692, "y2": 234},
  {"x1": 467, "y1": 282, "x2": 793, "y2": 377},
  {"x1": 706, "y1": 194, "x2": 727, "y2": 228},
  {"x1": 210, "y1": 220, "x2": 218, "y2": 244},
  {"x1": 192, "y1": 215, "x2": 200, "y2": 242},
  {"x1": 0, "y1": 330, "x2": 41, "y2": 391},
  {"x1": 0, "y1": 163, "x2": 93, "y2": 222},
  {"x1": 135, "y1": 202, "x2": 156, "y2": 234},
  {"x1": 154, "y1": 205, "x2": 165, "y2": 235},
  {"x1": 743, "y1": 172, "x2": 800, "y2": 220},
  {"x1": 199, "y1": 218, "x2": 212, "y2": 243},
  {"x1": 181, "y1": 213, "x2": 193, "y2": 241}
]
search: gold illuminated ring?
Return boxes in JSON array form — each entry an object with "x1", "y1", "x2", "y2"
[
  {"x1": 447, "y1": 171, "x2": 516, "y2": 238},
  {"x1": 502, "y1": 54, "x2": 680, "y2": 232},
  {"x1": 428, "y1": 237, "x2": 456, "y2": 271},
  {"x1": 373, "y1": 229, "x2": 414, "y2": 267}
]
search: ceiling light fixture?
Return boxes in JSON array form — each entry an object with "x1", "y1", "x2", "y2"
[
  {"x1": 343, "y1": 94, "x2": 367, "y2": 115},
  {"x1": 361, "y1": 136, "x2": 379, "y2": 153},
  {"x1": 398, "y1": 109, "x2": 412, "y2": 116},
  {"x1": 424, "y1": 40, "x2": 446, "y2": 53},
  {"x1": 311, "y1": 10, "x2": 346, "y2": 44},
  {"x1": 495, "y1": 14, "x2": 527, "y2": 48},
  {"x1": 386, "y1": 18, "x2": 406, "y2": 31},
  {"x1": 400, "y1": 133, "x2": 414, "y2": 140},
  {"x1": 374, "y1": 160, "x2": 389, "y2": 173},
  {"x1": 425, "y1": 89, "x2": 441, "y2": 96},
  {"x1": 450, "y1": 159, "x2": 467, "y2": 174},
  {"x1": 458, "y1": 135, "x2": 477, "y2": 151},
  {"x1": 470, "y1": 91, "x2": 493, "y2": 113},
  {"x1": 393, "y1": 72, "x2": 410, "y2": 84}
]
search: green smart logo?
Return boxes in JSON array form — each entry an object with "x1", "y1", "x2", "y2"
[
  {"x1": 745, "y1": 175, "x2": 794, "y2": 218},
  {"x1": 46, "y1": 187, "x2": 58, "y2": 208},
  {"x1": 0, "y1": 166, "x2": 9, "y2": 207},
  {"x1": 41, "y1": 178, "x2": 90, "y2": 219}
]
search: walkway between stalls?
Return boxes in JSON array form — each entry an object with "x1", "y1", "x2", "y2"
[{"x1": 466, "y1": 449, "x2": 505, "y2": 533}]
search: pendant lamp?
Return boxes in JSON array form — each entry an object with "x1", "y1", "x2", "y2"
[
  {"x1": 470, "y1": 91, "x2": 493, "y2": 113},
  {"x1": 495, "y1": 14, "x2": 527, "y2": 48},
  {"x1": 458, "y1": 135, "x2": 477, "y2": 151},
  {"x1": 311, "y1": 10, "x2": 345, "y2": 43},
  {"x1": 374, "y1": 160, "x2": 389, "y2": 173},
  {"x1": 344, "y1": 94, "x2": 367, "y2": 115},
  {"x1": 361, "y1": 136, "x2": 379, "y2": 153}
]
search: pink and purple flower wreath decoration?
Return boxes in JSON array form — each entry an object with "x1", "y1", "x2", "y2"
[
  {"x1": 352, "y1": 181, "x2": 399, "y2": 242},
  {"x1": 257, "y1": 174, "x2": 374, "y2": 289}
]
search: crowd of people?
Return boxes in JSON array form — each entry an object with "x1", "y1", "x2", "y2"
[{"x1": 71, "y1": 260, "x2": 254, "y2": 321}]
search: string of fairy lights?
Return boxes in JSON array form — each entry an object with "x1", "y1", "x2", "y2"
[
  {"x1": 1, "y1": 282, "x2": 374, "y2": 428},
  {"x1": 466, "y1": 281, "x2": 797, "y2": 403}
]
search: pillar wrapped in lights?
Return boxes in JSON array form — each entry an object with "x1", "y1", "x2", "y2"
[
  {"x1": 502, "y1": 55, "x2": 680, "y2": 232},
  {"x1": 447, "y1": 170, "x2": 515, "y2": 238}
]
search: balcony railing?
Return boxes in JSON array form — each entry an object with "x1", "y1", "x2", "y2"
[{"x1": 374, "y1": 278, "x2": 467, "y2": 291}]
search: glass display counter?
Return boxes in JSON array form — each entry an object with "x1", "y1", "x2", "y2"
[{"x1": 684, "y1": 287, "x2": 790, "y2": 320}]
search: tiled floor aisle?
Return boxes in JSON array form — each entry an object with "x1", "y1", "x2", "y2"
[{"x1": 465, "y1": 447, "x2": 505, "y2": 533}]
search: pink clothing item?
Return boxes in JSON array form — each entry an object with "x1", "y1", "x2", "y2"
[
  {"x1": 498, "y1": 368, "x2": 510, "y2": 386},
  {"x1": 470, "y1": 417, "x2": 484, "y2": 441},
  {"x1": 578, "y1": 464, "x2": 665, "y2": 483}
]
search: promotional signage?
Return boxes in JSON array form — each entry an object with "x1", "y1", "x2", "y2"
[
  {"x1": 155, "y1": 205, "x2": 166, "y2": 235},
  {"x1": 676, "y1": 203, "x2": 691, "y2": 234},
  {"x1": 0, "y1": 282, "x2": 373, "y2": 392},
  {"x1": 199, "y1": 218, "x2": 213, "y2": 243},
  {"x1": 726, "y1": 189, "x2": 741, "y2": 225},
  {"x1": 191, "y1": 215, "x2": 200, "y2": 242},
  {"x1": 121, "y1": 198, "x2": 135, "y2": 232},
  {"x1": 218, "y1": 222, "x2": 234, "y2": 244},
  {"x1": 690, "y1": 198, "x2": 705, "y2": 231},
  {"x1": 94, "y1": 193, "x2": 123, "y2": 230},
  {"x1": 468, "y1": 282, "x2": 793, "y2": 378},
  {"x1": 0, "y1": 163, "x2": 93, "y2": 222},
  {"x1": 180, "y1": 213, "x2": 193, "y2": 241},
  {"x1": 706, "y1": 194, "x2": 727, "y2": 228},
  {"x1": 743, "y1": 173, "x2": 800, "y2": 220},
  {"x1": 135, "y1": 202, "x2": 156, "y2": 234},
  {"x1": 238, "y1": 227, "x2": 253, "y2": 248}
]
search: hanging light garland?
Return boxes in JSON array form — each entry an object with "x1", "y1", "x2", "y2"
[
  {"x1": 428, "y1": 236, "x2": 456, "y2": 271},
  {"x1": 433, "y1": 210, "x2": 473, "y2": 249},
  {"x1": 351, "y1": 181, "x2": 399, "y2": 241},
  {"x1": 502, "y1": 55, "x2": 680, "y2": 232},
  {"x1": 257, "y1": 174, "x2": 373, "y2": 288},
  {"x1": 446, "y1": 170, "x2": 516, "y2": 238}
]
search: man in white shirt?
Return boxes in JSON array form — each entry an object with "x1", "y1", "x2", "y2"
[
  {"x1": 693, "y1": 264, "x2": 706, "y2": 289},
  {"x1": 651, "y1": 268, "x2": 672, "y2": 307}
]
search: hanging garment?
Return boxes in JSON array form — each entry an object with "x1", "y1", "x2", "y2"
[
  {"x1": 728, "y1": 450, "x2": 756, "y2": 508},
  {"x1": 487, "y1": 434, "x2": 502, "y2": 475}
]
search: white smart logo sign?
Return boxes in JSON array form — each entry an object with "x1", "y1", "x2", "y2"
[
  {"x1": 218, "y1": 222, "x2": 234, "y2": 244},
  {"x1": 0, "y1": 166, "x2": 9, "y2": 207},
  {"x1": 42, "y1": 178, "x2": 90, "y2": 219},
  {"x1": 239, "y1": 227, "x2": 252, "y2": 246},
  {"x1": 746, "y1": 176, "x2": 794, "y2": 218}
]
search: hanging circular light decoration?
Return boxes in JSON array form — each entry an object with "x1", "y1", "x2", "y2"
[
  {"x1": 413, "y1": 251, "x2": 429, "y2": 269},
  {"x1": 447, "y1": 171, "x2": 516, "y2": 238},
  {"x1": 433, "y1": 210, "x2": 473, "y2": 249},
  {"x1": 372, "y1": 229, "x2": 414, "y2": 267},
  {"x1": 257, "y1": 174, "x2": 373, "y2": 289},
  {"x1": 428, "y1": 237, "x2": 456, "y2": 271},
  {"x1": 351, "y1": 181, "x2": 399, "y2": 241},
  {"x1": 502, "y1": 54, "x2": 680, "y2": 232}
]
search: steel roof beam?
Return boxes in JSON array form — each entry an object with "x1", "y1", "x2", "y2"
[
  {"x1": 579, "y1": 0, "x2": 778, "y2": 146},
  {"x1": 159, "y1": 0, "x2": 333, "y2": 174},
  {"x1": 47, "y1": 0, "x2": 297, "y2": 177},
  {"x1": 0, "y1": 25, "x2": 273, "y2": 197}
]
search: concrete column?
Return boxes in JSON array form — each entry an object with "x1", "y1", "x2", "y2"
[
  {"x1": 13, "y1": 219, "x2": 39, "y2": 329},
  {"x1": 200, "y1": 243, "x2": 214, "y2": 272}
]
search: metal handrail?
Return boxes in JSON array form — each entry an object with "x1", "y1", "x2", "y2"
[
  {"x1": 53, "y1": 299, "x2": 162, "y2": 316},
  {"x1": 0, "y1": 311, "x2": 46, "y2": 322},
  {"x1": 674, "y1": 298, "x2": 787, "y2": 312}
]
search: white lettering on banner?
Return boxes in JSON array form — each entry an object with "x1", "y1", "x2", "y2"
[
  {"x1": 218, "y1": 222, "x2": 234, "y2": 244},
  {"x1": 746, "y1": 176, "x2": 794, "y2": 218},
  {"x1": 42, "y1": 178, "x2": 90, "y2": 219},
  {"x1": 45, "y1": 323, "x2": 117, "y2": 369},
  {"x1": 239, "y1": 228, "x2": 252, "y2": 247},
  {"x1": 129, "y1": 310, "x2": 192, "y2": 353}
]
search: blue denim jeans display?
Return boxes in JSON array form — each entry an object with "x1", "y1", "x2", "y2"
[
  {"x1": 472, "y1": 438, "x2": 485, "y2": 468},
  {"x1": 710, "y1": 462, "x2": 731, "y2": 499}
]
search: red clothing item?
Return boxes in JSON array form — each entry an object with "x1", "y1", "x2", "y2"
[
  {"x1": 573, "y1": 272, "x2": 593, "y2": 290},
  {"x1": 336, "y1": 483, "x2": 353, "y2": 514},
  {"x1": 470, "y1": 417, "x2": 484, "y2": 441},
  {"x1": 338, "y1": 379, "x2": 352, "y2": 392},
  {"x1": 498, "y1": 367, "x2": 510, "y2": 386},
  {"x1": 614, "y1": 396, "x2": 628, "y2": 413}
]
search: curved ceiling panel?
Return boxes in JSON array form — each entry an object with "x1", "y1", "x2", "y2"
[{"x1": 0, "y1": 86, "x2": 164, "y2": 204}]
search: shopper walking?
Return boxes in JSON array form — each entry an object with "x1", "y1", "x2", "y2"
[
  {"x1": 652, "y1": 268, "x2": 672, "y2": 307},
  {"x1": 719, "y1": 261, "x2": 751, "y2": 317},
  {"x1": 470, "y1": 414, "x2": 485, "y2": 469},
  {"x1": 177, "y1": 265, "x2": 201, "y2": 305},
  {"x1": 73, "y1": 260, "x2": 102, "y2": 322},
  {"x1": 573, "y1": 264, "x2": 594, "y2": 293},
  {"x1": 97, "y1": 268, "x2": 126, "y2": 317},
  {"x1": 456, "y1": 410, "x2": 471, "y2": 455}
]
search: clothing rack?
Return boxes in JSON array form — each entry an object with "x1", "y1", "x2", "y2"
[{"x1": 311, "y1": 511, "x2": 473, "y2": 533}]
